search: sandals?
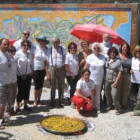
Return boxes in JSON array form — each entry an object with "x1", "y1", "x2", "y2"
[
  {"x1": 106, "y1": 107, "x2": 112, "y2": 112},
  {"x1": 0, "y1": 125, "x2": 5, "y2": 130},
  {"x1": 115, "y1": 110, "x2": 120, "y2": 115},
  {"x1": 1, "y1": 118, "x2": 11, "y2": 125}
]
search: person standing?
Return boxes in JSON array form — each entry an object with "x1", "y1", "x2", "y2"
[
  {"x1": 105, "y1": 47, "x2": 123, "y2": 115},
  {"x1": 46, "y1": 37, "x2": 66, "y2": 108},
  {"x1": 78, "y1": 40, "x2": 92, "y2": 78},
  {"x1": 117, "y1": 43, "x2": 132, "y2": 109},
  {"x1": 84, "y1": 43, "x2": 106, "y2": 113},
  {"x1": 14, "y1": 40, "x2": 33, "y2": 112},
  {"x1": 13, "y1": 30, "x2": 35, "y2": 54},
  {"x1": 65, "y1": 42, "x2": 79, "y2": 106},
  {"x1": 0, "y1": 38, "x2": 13, "y2": 129},
  {"x1": 130, "y1": 45, "x2": 140, "y2": 102},
  {"x1": 6, "y1": 46, "x2": 17, "y2": 115},
  {"x1": 100, "y1": 33, "x2": 113, "y2": 58},
  {"x1": 33, "y1": 36, "x2": 50, "y2": 107}
]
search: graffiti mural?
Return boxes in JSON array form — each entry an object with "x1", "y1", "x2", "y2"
[{"x1": 0, "y1": 7, "x2": 131, "y2": 49}]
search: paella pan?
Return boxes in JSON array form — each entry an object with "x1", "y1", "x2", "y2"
[{"x1": 40, "y1": 115, "x2": 87, "y2": 135}]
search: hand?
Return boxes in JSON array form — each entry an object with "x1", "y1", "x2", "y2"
[
  {"x1": 130, "y1": 70, "x2": 134, "y2": 74},
  {"x1": 112, "y1": 81, "x2": 117, "y2": 88},
  {"x1": 87, "y1": 99, "x2": 93, "y2": 107},
  {"x1": 28, "y1": 72, "x2": 33, "y2": 76},
  {"x1": 80, "y1": 59, "x2": 86, "y2": 65},
  {"x1": 70, "y1": 73, "x2": 75, "y2": 79},
  {"x1": 46, "y1": 73, "x2": 51, "y2": 81}
]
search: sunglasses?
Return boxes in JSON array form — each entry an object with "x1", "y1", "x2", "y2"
[
  {"x1": 23, "y1": 33, "x2": 30, "y2": 36},
  {"x1": 9, "y1": 51, "x2": 16, "y2": 54},
  {"x1": 70, "y1": 47, "x2": 76, "y2": 49},
  {"x1": 94, "y1": 47, "x2": 100, "y2": 50},
  {"x1": 23, "y1": 45, "x2": 29, "y2": 47},
  {"x1": 110, "y1": 51, "x2": 116, "y2": 54},
  {"x1": 136, "y1": 50, "x2": 140, "y2": 53}
]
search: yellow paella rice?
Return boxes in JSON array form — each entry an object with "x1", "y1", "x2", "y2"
[{"x1": 41, "y1": 116, "x2": 86, "y2": 132}]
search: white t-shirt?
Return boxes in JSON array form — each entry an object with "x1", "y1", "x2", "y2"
[
  {"x1": 14, "y1": 50, "x2": 33, "y2": 75},
  {"x1": 100, "y1": 42, "x2": 112, "y2": 58},
  {"x1": 47, "y1": 46, "x2": 66, "y2": 68},
  {"x1": 34, "y1": 46, "x2": 48, "y2": 71},
  {"x1": 86, "y1": 54, "x2": 106, "y2": 84},
  {"x1": 11, "y1": 58, "x2": 17, "y2": 83},
  {"x1": 131, "y1": 57, "x2": 140, "y2": 83},
  {"x1": 75, "y1": 79, "x2": 95, "y2": 97},
  {"x1": 13, "y1": 39, "x2": 35, "y2": 55},
  {"x1": 65, "y1": 53, "x2": 79, "y2": 76},
  {"x1": 0, "y1": 51, "x2": 13, "y2": 86}
]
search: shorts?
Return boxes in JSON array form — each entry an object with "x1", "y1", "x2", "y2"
[
  {"x1": 0, "y1": 84, "x2": 11, "y2": 107},
  {"x1": 33, "y1": 69, "x2": 46, "y2": 90}
]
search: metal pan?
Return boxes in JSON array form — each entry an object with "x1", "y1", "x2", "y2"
[{"x1": 40, "y1": 115, "x2": 87, "y2": 135}]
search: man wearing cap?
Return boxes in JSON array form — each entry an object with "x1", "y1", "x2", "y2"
[
  {"x1": 100, "y1": 33, "x2": 113, "y2": 58},
  {"x1": 33, "y1": 35, "x2": 50, "y2": 107},
  {"x1": 46, "y1": 37, "x2": 66, "y2": 108},
  {"x1": 13, "y1": 30, "x2": 35, "y2": 54}
]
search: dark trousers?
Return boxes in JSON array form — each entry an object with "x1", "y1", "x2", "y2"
[
  {"x1": 33, "y1": 69, "x2": 46, "y2": 90},
  {"x1": 17, "y1": 75, "x2": 32, "y2": 102},
  {"x1": 130, "y1": 82, "x2": 139, "y2": 96},
  {"x1": 66, "y1": 75, "x2": 79, "y2": 98}
]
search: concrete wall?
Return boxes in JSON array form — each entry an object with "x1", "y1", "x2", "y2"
[{"x1": 0, "y1": 3, "x2": 139, "y2": 52}]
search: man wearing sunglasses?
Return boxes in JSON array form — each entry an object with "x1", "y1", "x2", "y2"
[{"x1": 13, "y1": 30, "x2": 35, "y2": 55}]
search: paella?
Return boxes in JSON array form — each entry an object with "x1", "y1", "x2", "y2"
[{"x1": 40, "y1": 115, "x2": 87, "y2": 134}]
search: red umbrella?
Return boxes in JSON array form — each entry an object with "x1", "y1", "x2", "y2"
[
  {"x1": 70, "y1": 24, "x2": 126, "y2": 45},
  {"x1": 9, "y1": 39, "x2": 17, "y2": 46}
]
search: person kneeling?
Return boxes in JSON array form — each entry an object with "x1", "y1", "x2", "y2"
[{"x1": 71, "y1": 69, "x2": 96, "y2": 114}]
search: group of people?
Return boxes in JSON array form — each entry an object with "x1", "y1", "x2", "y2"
[{"x1": 0, "y1": 29, "x2": 140, "y2": 130}]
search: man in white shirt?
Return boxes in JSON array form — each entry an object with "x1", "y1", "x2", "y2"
[
  {"x1": 0, "y1": 38, "x2": 13, "y2": 129},
  {"x1": 99, "y1": 33, "x2": 113, "y2": 103},
  {"x1": 13, "y1": 30, "x2": 35, "y2": 54},
  {"x1": 46, "y1": 37, "x2": 66, "y2": 108},
  {"x1": 100, "y1": 33, "x2": 113, "y2": 58}
]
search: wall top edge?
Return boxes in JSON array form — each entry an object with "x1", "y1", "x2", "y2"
[{"x1": 0, "y1": 3, "x2": 139, "y2": 7}]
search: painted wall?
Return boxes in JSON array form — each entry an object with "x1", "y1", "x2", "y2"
[{"x1": 0, "y1": 4, "x2": 138, "y2": 51}]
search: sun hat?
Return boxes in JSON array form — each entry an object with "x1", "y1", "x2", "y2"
[{"x1": 36, "y1": 35, "x2": 50, "y2": 44}]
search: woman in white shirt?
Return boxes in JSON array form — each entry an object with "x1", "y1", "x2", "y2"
[
  {"x1": 130, "y1": 45, "x2": 140, "y2": 101},
  {"x1": 84, "y1": 43, "x2": 106, "y2": 113},
  {"x1": 6, "y1": 46, "x2": 17, "y2": 115},
  {"x1": 14, "y1": 40, "x2": 33, "y2": 112},
  {"x1": 71, "y1": 69, "x2": 95, "y2": 114},
  {"x1": 33, "y1": 36, "x2": 50, "y2": 107},
  {"x1": 65, "y1": 42, "x2": 79, "y2": 104}
]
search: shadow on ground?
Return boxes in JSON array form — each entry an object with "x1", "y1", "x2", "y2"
[{"x1": 0, "y1": 132, "x2": 13, "y2": 140}]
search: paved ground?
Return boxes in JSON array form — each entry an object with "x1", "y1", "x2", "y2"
[{"x1": 0, "y1": 83, "x2": 140, "y2": 140}]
